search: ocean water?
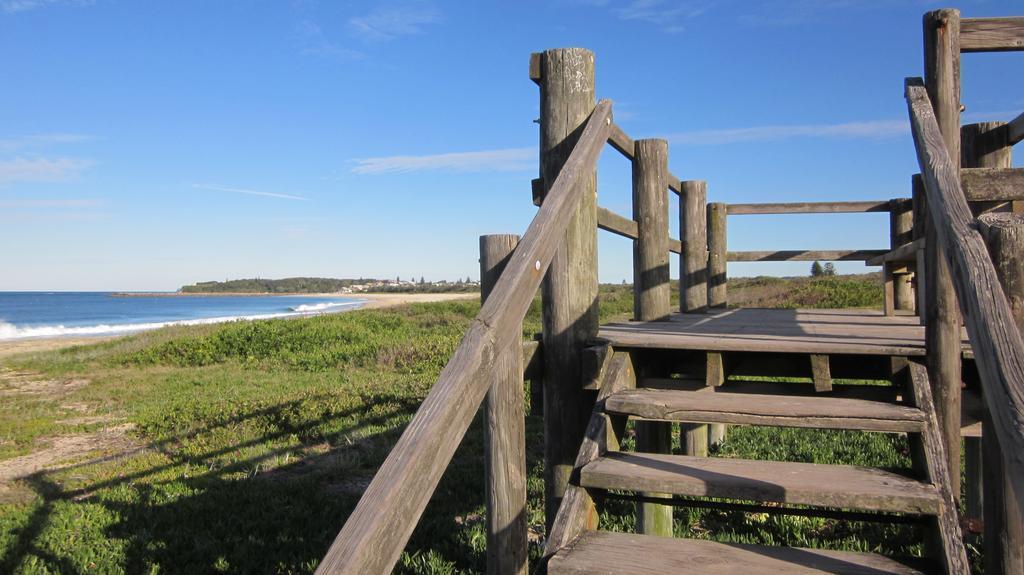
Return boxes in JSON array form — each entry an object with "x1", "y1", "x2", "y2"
[{"x1": 0, "y1": 292, "x2": 366, "y2": 340}]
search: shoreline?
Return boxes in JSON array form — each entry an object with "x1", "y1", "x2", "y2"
[
  {"x1": 111, "y1": 291, "x2": 478, "y2": 298},
  {"x1": 0, "y1": 292, "x2": 476, "y2": 358}
]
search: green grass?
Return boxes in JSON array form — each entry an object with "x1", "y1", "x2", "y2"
[{"x1": 0, "y1": 275, "x2": 961, "y2": 574}]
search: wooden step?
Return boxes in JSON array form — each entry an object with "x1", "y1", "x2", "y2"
[
  {"x1": 581, "y1": 452, "x2": 940, "y2": 514},
  {"x1": 606, "y1": 387, "x2": 926, "y2": 433},
  {"x1": 548, "y1": 531, "x2": 925, "y2": 575}
]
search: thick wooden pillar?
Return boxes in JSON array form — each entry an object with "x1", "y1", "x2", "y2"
[
  {"x1": 962, "y1": 120, "x2": 1013, "y2": 526},
  {"x1": 707, "y1": 202, "x2": 728, "y2": 309},
  {"x1": 479, "y1": 235, "x2": 527, "y2": 575},
  {"x1": 978, "y1": 213, "x2": 1024, "y2": 575},
  {"x1": 889, "y1": 198, "x2": 915, "y2": 313},
  {"x1": 923, "y1": 8, "x2": 963, "y2": 502},
  {"x1": 632, "y1": 138, "x2": 674, "y2": 537},
  {"x1": 535, "y1": 48, "x2": 599, "y2": 531},
  {"x1": 681, "y1": 180, "x2": 708, "y2": 314}
]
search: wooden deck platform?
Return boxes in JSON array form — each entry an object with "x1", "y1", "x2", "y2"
[{"x1": 599, "y1": 308, "x2": 971, "y2": 357}]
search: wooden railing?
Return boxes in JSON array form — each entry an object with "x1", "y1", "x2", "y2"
[
  {"x1": 905, "y1": 77, "x2": 1024, "y2": 521},
  {"x1": 313, "y1": 100, "x2": 614, "y2": 574}
]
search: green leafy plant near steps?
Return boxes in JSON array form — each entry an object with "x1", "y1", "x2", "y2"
[{"x1": 2, "y1": 275, "x2": 971, "y2": 575}]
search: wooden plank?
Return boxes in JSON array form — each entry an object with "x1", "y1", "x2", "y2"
[
  {"x1": 538, "y1": 48, "x2": 601, "y2": 532},
  {"x1": 810, "y1": 354, "x2": 832, "y2": 392},
  {"x1": 599, "y1": 308, "x2": 944, "y2": 357},
  {"x1": 681, "y1": 180, "x2": 708, "y2": 313},
  {"x1": 597, "y1": 207, "x2": 682, "y2": 254},
  {"x1": 605, "y1": 387, "x2": 926, "y2": 432},
  {"x1": 607, "y1": 122, "x2": 634, "y2": 159},
  {"x1": 549, "y1": 531, "x2": 925, "y2": 575},
  {"x1": 960, "y1": 16, "x2": 1024, "y2": 53},
  {"x1": 707, "y1": 203, "x2": 727, "y2": 308},
  {"x1": 961, "y1": 167, "x2": 1024, "y2": 202},
  {"x1": 479, "y1": 235, "x2": 527, "y2": 575},
  {"x1": 528, "y1": 52, "x2": 542, "y2": 84},
  {"x1": 922, "y1": 8, "x2": 964, "y2": 505},
  {"x1": 314, "y1": 99, "x2": 614, "y2": 575},
  {"x1": 580, "y1": 344, "x2": 611, "y2": 391},
  {"x1": 866, "y1": 239, "x2": 923, "y2": 266},
  {"x1": 706, "y1": 352, "x2": 725, "y2": 387},
  {"x1": 905, "y1": 362, "x2": 971, "y2": 575},
  {"x1": 728, "y1": 249, "x2": 886, "y2": 262},
  {"x1": 907, "y1": 77, "x2": 1024, "y2": 521},
  {"x1": 977, "y1": 212, "x2": 1024, "y2": 574},
  {"x1": 1009, "y1": 111, "x2": 1024, "y2": 146},
  {"x1": 726, "y1": 201, "x2": 890, "y2": 215},
  {"x1": 581, "y1": 451, "x2": 941, "y2": 514},
  {"x1": 543, "y1": 352, "x2": 634, "y2": 564}
]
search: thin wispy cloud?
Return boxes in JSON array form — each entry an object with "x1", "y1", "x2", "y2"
[
  {"x1": 666, "y1": 119, "x2": 908, "y2": 145},
  {"x1": 296, "y1": 21, "x2": 364, "y2": 60},
  {"x1": 1, "y1": 0, "x2": 92, "y2": 13},
  {"x1": 0, "y1": 157, "x2": 95, "y2": 184},
  {"x1": 613, "y1": 0, "x2": 713, "y2": 33},
  {"x1": 192, "y1": 183, "x2": 309, "y2": 201},
  {"x1": 0, "y1": 133, "x2": 95, "y2": 152},
  {"x1": 0, "y1": 198, "x2": 103, "y2": 208},
  {"x1": 348, "y1": 4, "x2": 441, "y2": 41},
  {"x1": 738, "y1": 0, "x2": 865, "y2": 27},
  {"x1": 351, "y1": 147, "x2": 534, "y2": 175}
]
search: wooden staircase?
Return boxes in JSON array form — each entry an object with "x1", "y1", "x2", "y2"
[{"x1": 543, "y1": 346, "x2": 969, "y2": 574}]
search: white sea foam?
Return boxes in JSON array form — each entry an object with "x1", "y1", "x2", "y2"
[
  {"x1": 0, "y1": 299, "x2": 368, "y2": 341},
  {"x1": 289, "y1": 301, "x2": 362, "y2": 313}
]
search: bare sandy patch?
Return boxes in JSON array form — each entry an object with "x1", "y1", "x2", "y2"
[
  {"x1": 0, "y1": 423, "x2": 138, "y2": 483},
  {"x1": 353, "y1": 292, "x2": 476, "y2": 310}
]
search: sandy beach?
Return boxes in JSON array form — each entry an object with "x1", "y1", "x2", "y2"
[{"x1": 0, "y1": 292, "x2": 476, "y2": 359}]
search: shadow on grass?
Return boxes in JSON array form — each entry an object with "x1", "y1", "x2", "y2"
[{"x1": 1, "y1": 390, "x2": 547, "y2": 574}]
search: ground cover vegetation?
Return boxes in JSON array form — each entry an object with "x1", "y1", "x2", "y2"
[{"x1": 3, "y1": 273, "x2": 981, "y2": 573}]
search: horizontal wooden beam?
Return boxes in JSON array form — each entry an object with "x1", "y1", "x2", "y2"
[
  {"x1": 906, "y1": 77, "x2": 1024, "y2": 520},
  {"x1": 1008, "y1": 112, "x2": 1024, "y2": 147},
  {"x1": 961, "y1": 17, "x2": 1024, "y2": 53},
  {"x1": 727, "y1": 249, "x2": 887, "y2": 262},
  {"x1": 607, "y1": 123, "x2": 634, "y2": 159},
  {"x1": 962, "y1": 167, "x2": 1024, "y2": 202},
  {"x1": 866, "y1": 238, "x2": 924, "y2": 266},
  {"x1": 597, "y1": 206, "x2": 682, "y2": 254},
  {"x1": 726, "y1": 201, "x2": 890, "y2": 215}
]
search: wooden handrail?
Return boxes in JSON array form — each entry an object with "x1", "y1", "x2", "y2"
[
  {"x1": 960, "y1": 16, "x2": 1024, "y2": 52},
  {"x1": 314, "y1": 100, "x2": 614, "y2": 574},
  {"x1": 1009, "y1": 111, "x2": 1024, "y2": 146},
  {"x1": 727, "y1": 249, "x2": 885, "y2": 262},
  {"x1": 608, "y1": 122, "x2": 683, "y2": 194},
  {"x1": 726, "y1": 201, "x2": 890, "y2": 215},
  {"x1": 597, "y1": 206, "x2": 682, "y2": 254},
  {"x1": 905, "y1": 77, "x2": 1024, "y2": 517}
]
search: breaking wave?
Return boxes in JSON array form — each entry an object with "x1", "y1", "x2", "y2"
[{"x1": 0, "y1": 299, "x2": 368, "y2": 341}]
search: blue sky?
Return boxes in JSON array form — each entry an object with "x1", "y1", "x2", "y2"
[{"x1": 1, "y1": 0, "x2": 1021, "y2": 291}]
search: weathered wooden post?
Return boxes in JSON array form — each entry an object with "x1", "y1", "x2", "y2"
[
  {"x1": 962, "y1": 120, "x2": 1013, "y2": 525},
  {"x1": 923, "y1": 8, "x2": 963, "y2": 501},
  {"x1": 707, "y1": 202, "x2": 728, "y2": 309},
  {"x1": 479, "y1": 235, "x2": 527, "y2": 575},
  {"x1": 888, "y1": 199, "x2": 915, "y2": 314},
  {"x1": 912, "y1": 175, "x2": 928, "y2": 318},
  {"x1": 681, "y1": 180, "x2": 718, "y2": 450},
  {"x1": 681, "y1": 180, "x2": 708, "y2": 314},
  {"x1": 632, "y1": 138, "x2": 673, "y2": 537},
  {"x1": 532, "y1": 48, "x2": 599, "y2": 530},
  {"x1": 978, "y1": 213, "x2": 1024, "y2": 575}
]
